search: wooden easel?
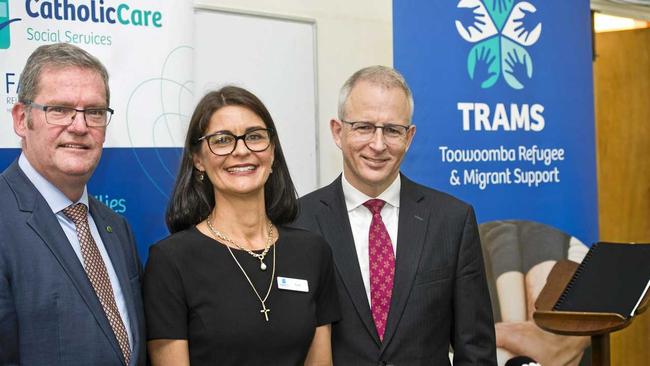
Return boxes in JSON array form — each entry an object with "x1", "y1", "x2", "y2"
[{"x1": 533, "y1": 260, "x2": 650, "y2": 366}]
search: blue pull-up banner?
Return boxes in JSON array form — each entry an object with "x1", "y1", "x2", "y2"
[
  {"x1": 394, "y1": 0, "x2": 597, "y2": 244},
  {"x1": 394, "y1": 1, "x2": 597, "y2": 364}
]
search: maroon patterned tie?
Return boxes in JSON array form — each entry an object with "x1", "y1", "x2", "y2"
[
  {"x1": 363, "y1": 199, "x2": 395, "y2": 341},
  {"x1": 63, "y1": 203, "x2": 131, "y2": 364}
]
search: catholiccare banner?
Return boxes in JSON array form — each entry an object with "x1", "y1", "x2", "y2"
[
  {"x1": 1, "y1": 1, "x2": 319, "y2": 262},
  {"x1": 0, "y1": 0, "x2": 194, "y2": 260},
  {"x1": 394, "y1": 1, "x2": 596, "y2": 364}
]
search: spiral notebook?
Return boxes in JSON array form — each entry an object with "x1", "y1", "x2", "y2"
[{"x1": 553, "y1": 242, "x2": 650, "y2": 318}]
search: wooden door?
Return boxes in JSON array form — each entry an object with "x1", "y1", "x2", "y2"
[{"x1": 594, "y1": 27, "x2": 650, "y2": 366}]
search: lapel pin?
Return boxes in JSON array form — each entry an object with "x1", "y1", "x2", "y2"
[{"x1": 106, "y1": 226, "x2": 113, "y2": 233}]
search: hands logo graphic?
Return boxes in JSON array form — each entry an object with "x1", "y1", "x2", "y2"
[{"x1": 455, "y1": 0, "x2": 541, "y2": 89}]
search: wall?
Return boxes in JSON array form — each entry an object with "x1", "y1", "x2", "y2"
[
  {"x1": 591, "y1": 0, "x2": 650, "y2": 21},
  {"x1": 194, "y1": 0, "x2": 393, "y2": 185}
]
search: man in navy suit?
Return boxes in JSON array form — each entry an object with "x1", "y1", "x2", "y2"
[
  {"x1": 0, "y1": 43, "x2": 145, "y2": 365},
  {"x1": 294, "y1": 66, "x2": 496, "y2": 365}
]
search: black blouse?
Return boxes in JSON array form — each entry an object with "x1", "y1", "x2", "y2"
[{"x1": 143, "y1": 225, "x2": 340, "y2": 365}]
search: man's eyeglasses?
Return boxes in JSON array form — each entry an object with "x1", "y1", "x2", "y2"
[
  {"x1": 26, "y1": 101, "x2": 114, "y2": 127},
  {"x1": 196, "y1": 127, "x2": 274, "y2": 156},
  {"x1": 341, "y1": 120, "x2": 412, "y2": 142}
]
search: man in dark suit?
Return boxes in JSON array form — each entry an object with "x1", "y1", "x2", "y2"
[
  {"x1": 294, "y1": 66, "x2": 497, "y2": 365},
  {"x1": 0, "y1": 43, "x2": 145, "y2": 365}
]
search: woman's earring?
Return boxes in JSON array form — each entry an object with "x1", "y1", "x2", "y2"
[{"x1": 198, "y1": 171, "x2": 205, "y2": 181}]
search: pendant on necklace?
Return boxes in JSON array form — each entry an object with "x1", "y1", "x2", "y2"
[
  {"x1": 260, "y1": 304, "x2": 270, "y2": 321},
  {"x1": 260, "y1": 258, "x2": 267, "y2": 271}
]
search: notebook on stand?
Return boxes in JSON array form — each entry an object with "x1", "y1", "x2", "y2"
[{"x1": 553, "y1": 242, "x2": 650, "y2": 318}]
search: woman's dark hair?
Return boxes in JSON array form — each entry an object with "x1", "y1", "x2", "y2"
[{"x1": 166, "y1": 86, "x2": 298, "y2": 233}]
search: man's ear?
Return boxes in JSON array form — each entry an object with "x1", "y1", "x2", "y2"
[
  {"x1": 12, "y1": 103, "x2": 28, "y2": 138},
  {"x1": 404, "y1": 124, "x2": 416, "y2": 152},
  {"x1": 330, "y1": 119, "x2": 343, "y2": 149}
]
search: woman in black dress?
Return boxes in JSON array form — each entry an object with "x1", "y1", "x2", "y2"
[{"x1": 143, "y1": 86, "x2": 339, "y2": 365}]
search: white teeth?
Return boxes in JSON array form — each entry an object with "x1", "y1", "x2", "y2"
[
  {"x1": 227, "y1": 166, "x2": 255, "y2": 172},
  {"x1": 62, "y1": 144, "x2": 84, "y2": 149}
]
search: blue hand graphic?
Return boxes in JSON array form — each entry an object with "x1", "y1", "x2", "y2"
[
  {"x1": 512, "y1": 8, "x2": 541, "y2": 43},
  {"x1": 458, "y1": 5, "x2": 488, "y2": 36},
  {"x1": 505, "y1": 50, "x2": 530, "y2": 84},
  {"x1": 473, "y1": 47, "x2": 496, "y2": 83},
  {"x1": 492, "y1": 0, "x2": 511, "y2": 13}
]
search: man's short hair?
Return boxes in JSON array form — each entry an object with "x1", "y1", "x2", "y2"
[
  {"x1": 338, "y1": 65, "x2": 414, "y2": 123},
  {"x1": 18, "y1": 43, "x2": 110, "y2": 106}
]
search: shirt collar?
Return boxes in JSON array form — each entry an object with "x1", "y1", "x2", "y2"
[
  {"x1": 18, "y1": 153, "x2": 90, "y2": 214},
  {"x1": 341, "y1": 173, "x2": 401, "y2": 212}
]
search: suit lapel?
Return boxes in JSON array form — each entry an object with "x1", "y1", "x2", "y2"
[
  {"x1": 6, "y1": 163, "x2": 125, "y2": 365},
  {"x1": 91, "y1": 200, "x2": 137, "y2": 365},
  {"x1": 316, "y1": 178, "x2": 381, "y2": 346},
  {"x1": 380, "y1": 175, "x2": 429, "y2": 352}
]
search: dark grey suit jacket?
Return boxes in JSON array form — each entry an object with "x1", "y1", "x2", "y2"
[
  {"x1": 293, "y1": 174, "x2": 496, "y2": 365},
  {"x1": 0, "y1": 161, "x2": 146, "y2": 366}
]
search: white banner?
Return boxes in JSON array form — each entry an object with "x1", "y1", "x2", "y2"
[{"x1": 1, "y1": 0, "x2": 194, "y2": 148}]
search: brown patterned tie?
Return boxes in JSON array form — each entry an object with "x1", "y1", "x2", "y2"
[{"x1": 63, "y1": 203, "x2": 131, "y2": 365}]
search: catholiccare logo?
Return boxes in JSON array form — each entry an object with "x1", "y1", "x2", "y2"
[
  {"x1": 455, "y1": 0, "x2": 541, "y2": 90},
  {"x1": 1, "y1": 1, "x2": 163, "y2": 49},
  {"x1": 1, "y1": 0, "x2": 22, "y2": 49},
  {"x1": 24, "y1": 0, "x2": 163, "y2": 28}
]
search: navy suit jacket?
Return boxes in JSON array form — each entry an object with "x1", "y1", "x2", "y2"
[
  {"x1": 293, "y1": 175, "x2": 497, "y2": 365},
  {"x1": 0, "y1": 161, "x2": 146, "y2": 366}
]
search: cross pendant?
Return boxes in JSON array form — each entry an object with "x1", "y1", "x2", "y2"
[{"x1": 260, "y1": 305, "x2": 270, "y2": 321}]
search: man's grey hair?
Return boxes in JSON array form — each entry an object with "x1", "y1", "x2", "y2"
[
  {"x1": 18, "y1": 43, "x2": 110, "y2": 106},
  {"x1": 337, "y1": 65, "x2": 414, "y2": 123}
]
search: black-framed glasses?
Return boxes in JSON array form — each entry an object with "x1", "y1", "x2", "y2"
[
  {"x1": 341, "y1": 120, "x2": 412, "y2": 142},
  {"x1": 26, "y1": 101, "x2": 114, "y2": 127},
  {"x1": 196, "y1": 127, "x2": 275, "y2": 156}
]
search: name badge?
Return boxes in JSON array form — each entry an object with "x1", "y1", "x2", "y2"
[{"x1": 277, "y1": 276, "x2": 309, "y2": 292}]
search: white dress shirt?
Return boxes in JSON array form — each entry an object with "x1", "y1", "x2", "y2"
[
  {"x1": 341, "y1": 173, "x2": 400, "y2": 304},
  {"x1": 18, "y1": 154, "x2": 133, "y2": 348}
]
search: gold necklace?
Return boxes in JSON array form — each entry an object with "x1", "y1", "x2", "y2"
[
  {"x1": 206, "y1": 216, "x2": 276, "y2": 322},
  {"x1": 207, "y1": 217, "x2": 273, "y2": 271}
]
